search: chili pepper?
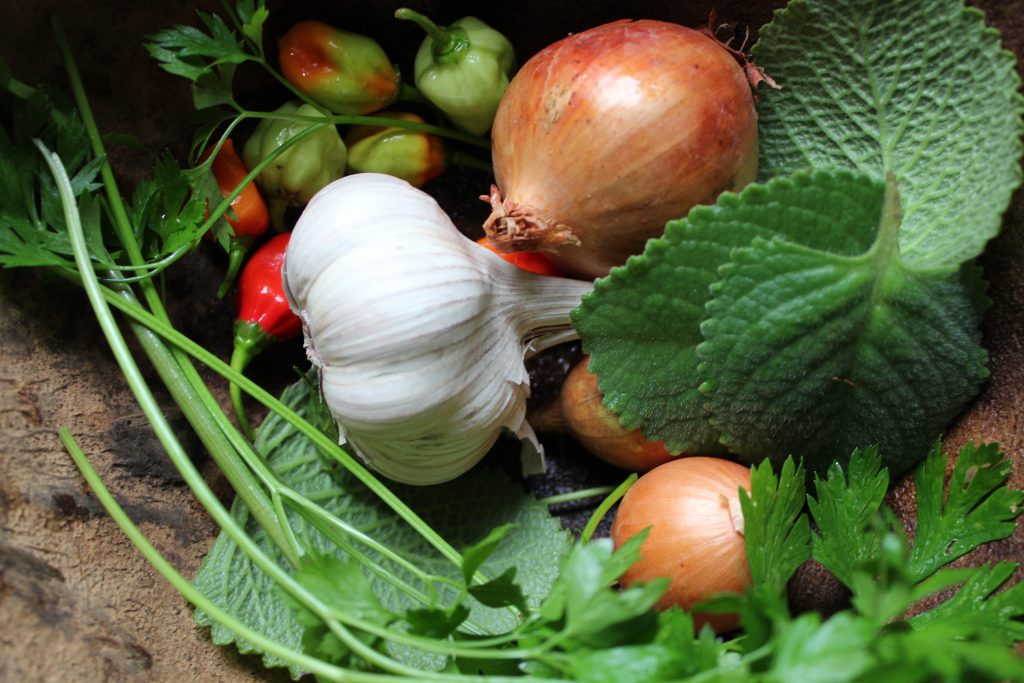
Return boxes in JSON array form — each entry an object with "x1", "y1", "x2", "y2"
[
  {"x1": 202, "y1": 139, "x2": 270, "y2": 298},
  {"x1": 242, "y1": 101, "x2": 347, "y2": 230},
  {"x1": 230, "y1": 233, "x2": 301, "y2": 439},
  {"x1": 279, "y1": 20, "x2": 399, "y2": 115},
  {"x1": 344, "y1": 112, "x2": 446, "y2": 187},
  {"x1": 395, "y1": 8, "x2": 515, "y2": 135},
  {"x1": 475, "y1": 237, "x2": 563, "y2": 276}
]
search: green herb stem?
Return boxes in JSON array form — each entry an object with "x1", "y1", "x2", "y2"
[
  {"x1": 538, "y1": 486, "x2": 616, "y2": 506},
  {"x1": 283, "y1": 491, "x2": 441, "y2": 606},
  {"x1": 244, "y1": 109, "x2": 491, "y2": 149},
  {"x1": 86, "y1": 276, "x2": 471, "y2": 575},
  {"x1": 580, "y1": 474, "x2": 637, "y2": 543},
  {"x1": 58, "y1": 430, "x2": 351, "y2": 682},
  {"x1": 54, "y1": 19, "x2": 300, "y2": 564},
  {"x1": 44, "y1": 144, "x2": 433, "y2": 678}
]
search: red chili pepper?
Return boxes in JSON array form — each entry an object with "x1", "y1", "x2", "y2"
[
  {"x1": 230, "y1": 233, "x2": 301, "y2": 439},
  {"x1": 475, "y1": 237, "x2": 564, "y2": 276},
  {"x1": 203, "y1": 139, "x2": 270, "y2": 298}
]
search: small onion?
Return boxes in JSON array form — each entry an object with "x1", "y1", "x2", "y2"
[
  {"x1": 531, "y1": 356, "x2": 674, "y2": 471},
  {"x1": 484, "y1": 19, "x2": 759, "y2": 279},
  {"x1": 611, "y1": 456, "x2": 752, "y2": 633}
]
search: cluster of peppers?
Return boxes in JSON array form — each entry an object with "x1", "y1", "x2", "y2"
[{"x1": 209, "y1": 8, "x2": 560, "y2": 437}]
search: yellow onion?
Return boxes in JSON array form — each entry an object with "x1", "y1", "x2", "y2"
[
  {"x1": 611, "y1": 456, "x2": 752, "y2": 633},
  {"x1": 483, "y1": 19, "x2": 759, "y2": 279},
  {"x1": 530, "y1": 356, "x2": 675, "y2": 472}
]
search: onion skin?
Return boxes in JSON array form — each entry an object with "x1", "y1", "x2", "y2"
[
  {"x1": 485, "y1": 19, "x2": 758, "y2": 279},
  {"x1": 611, "y1": 457, "x2": 752, "y2": 633},
  {"x1": 531, "y1": 356, "x2": 674, "y2": 471}
]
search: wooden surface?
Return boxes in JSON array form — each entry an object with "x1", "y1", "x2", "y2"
[{"x1": 1, "y1": 1, "x2": 1021, "y2": 680}]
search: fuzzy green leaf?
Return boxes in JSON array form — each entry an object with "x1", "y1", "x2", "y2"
[
  {"x1": 574, "y1": 170, "x2": 882, "y2": 456},
  {"x1": 193, "y1": 379, "x2": 572, "y2": 678},
  {"x1": 753, "y1": 0, "x2": 1024, "y2": 268},
  {"x1": 576, "y1": 169, "x2": 988, "y2": 476},
  {"x1": 697, "y1": 177, "x2": 988, "y2": 475}
]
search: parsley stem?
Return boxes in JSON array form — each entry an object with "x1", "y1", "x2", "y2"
[
  {"x1": 580, "y1": 474, "x2": 637, "y2": 543},
  {"x1": 45, "y1": 142, "x2": 455, "y2": 678},
  {"x1": 53, "y1": 17, "x2": 301, "y2": 566},
  {"x1": 78, "y1": 272, "x2": 474, "y2": 578},
  {"x1": 58, "y1": 430, "x2": 353, "y2": 682},
  {"x1": 538, "y1": 486, "x2": 616, "y2": 506},
  {"x1": 243, "y1": 109, "x2": 492, "y2": 149}
]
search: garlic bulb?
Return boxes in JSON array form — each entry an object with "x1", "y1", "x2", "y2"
[{"x1": 283, "y1": 173, "x2": 593, "y2": 485}]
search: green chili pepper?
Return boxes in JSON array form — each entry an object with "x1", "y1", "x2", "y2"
[
  {"x1": 242, "y1": 101, "x2": 347, "y2": 229},
  {"x1": 395, "y1": 9, "x2": 515, "y2": 135}
]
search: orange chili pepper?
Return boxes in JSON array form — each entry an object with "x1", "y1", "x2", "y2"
[
  {"x1": 208, "y1": 138, "x2": 269, "y2": 238},
  {"x1": 202, "y1": 139, "x2": 270, "y2": 298}
]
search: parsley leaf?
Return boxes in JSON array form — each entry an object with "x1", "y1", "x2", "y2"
[
  {"x1": 769, "y1": 612, "x2": 876, "y2": 683},
  {"x1": 740, "y1": 457, "x2": 810, "y2": 601},
  {"x1": 907, "y1": 441, "x2": 1023, "y2": 581},
  {"x1": 808, "y1": 447, "x2": 890, "y2": 588},
  {"x1": 145, "y1": 10, "x2": 256, "y2": 83},
  {"x1": 235, "y1": 0, "x2": 269, "y2": 48},
  {"x1": 0, "y1": 86, "x2": 116, "y2": 270},
  {"x1": 910, "y1": 561, "x2": 1024, "y2": 644},
  {"x1": 566, "y1": 610, "x2": 731, "y2": 683}
]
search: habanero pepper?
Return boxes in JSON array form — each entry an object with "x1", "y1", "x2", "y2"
[
  {"x1": 344, "y1": 112, "x2": 446, "y2": 187},
  {"x1": 230, "y1": 233, "x2": 302, "y2": 440},
  {"x1": 202, "y1": 139, "x2": 270, "y2": 298},
  {"x1": 395, "y1": 8, "x2": 515, "y2": 135},
  {"x1": 475, "y1": 236, "x2": 563, "y2": 276},
  {"x1": 243, "y1": 101, "x2": 348, "y2": 230},
  {"x1": 279, "y1": 20, "x2": 400, "y2": 115}
]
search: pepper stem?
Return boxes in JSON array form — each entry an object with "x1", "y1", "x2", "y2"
[
  {"x1": 394, "y1": 8, "x2": 469, "y2": 63},
  {"x1": 449, "y1": 149, "x2": 492, "y2": 174},
  {"x1": 230, "y1": 320, "x2": 273, "y2": 441},
  {"x1": 217, "y1": 240, "x2": 249, "y2": 299}
]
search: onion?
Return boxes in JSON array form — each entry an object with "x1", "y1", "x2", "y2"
[
  {"x1": 611, "y1": 456, "x2": 752, "y2": 633},
  {"x1": 483, "y1": 19, "x2": 759, "y2": 279},
  {"x1": 530, "y1": 356, "x2": 674, "y2": 471}
]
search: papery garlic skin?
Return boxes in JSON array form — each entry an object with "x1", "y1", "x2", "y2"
[{"x1": 283, "y1": 173, "x2": 593, "y2": 485}]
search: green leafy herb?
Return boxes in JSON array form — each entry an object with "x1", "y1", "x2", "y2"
[
  {"x1": 576, "y1": 170, "x2": 989, "y2": 475},
  {"x1": 741, "y1": 457, "x2": 811, "y2": 600},
  {"x1": 907, "y1": 441, "x2": 1024, "y2": 580},
  {"x1": 193, "y1": 378, "x2": 572, "y2": 676},
  {"x1": 575, "y1": 0, "x2": 1021, "y2": 477},
  {"x1": 6, "y1": 1, "x2": 1022, "y2": 681},
  {"x1": 753, "y1": 0, "x2": 1024, "y2": 268},
  {"x1": 145, "y1": 9, "x2": 256, "y2": 84},
  {"x1": 808, "y1": 446, "x2": 889, "y2": 588}
]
